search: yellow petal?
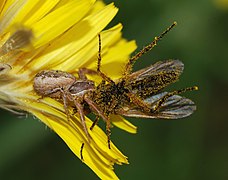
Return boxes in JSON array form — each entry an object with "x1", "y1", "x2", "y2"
[
  {"x1": 0, "y1": 0, "x2": 7, "y2": 15},
  {"x1": 23, "y1": 0, "x2": 61, "y2": 26},
  {"x1": 0, "y1": 0, "x2": 40, "y2": 33},
  {"x1": 32, "y1": 0, "x2": 95, "y2": 48},
  {"x1": 26, "y1": 3, "x2": 118, "y2": 71},
  {"x1": 0, "y1": 1, "x2": 140, "y2": 179},
  {"x1": 92, "y1": 39, "x2": 137, "y2": 79},
  {"x1": 55, "y1": 23, "x2": 124, "y2": 72},
  {"x1": 111, "y1": 115, "x2": 137, "y2": 134},
  {"x1": 27, "y1": 98, "x2": 127, "y2": 180}
]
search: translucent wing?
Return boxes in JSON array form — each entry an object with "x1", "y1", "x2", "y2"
[
  {"x1": 123, "y1": 60, "x2": 185, "y2": 98},
  {"x1": 126, "y1": 59, "x2": 184, "y2": 82},
  {"x1": 115, "y1": 92, "x2": 196, "y2": 119}
]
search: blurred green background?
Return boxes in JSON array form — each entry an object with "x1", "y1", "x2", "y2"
[{"x1": 0, "y1": 0, "x2": 227, "y2": 179}]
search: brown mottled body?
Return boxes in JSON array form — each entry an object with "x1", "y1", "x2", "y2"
[
  {"x1": 34, "y1": 70, "x2": 76, "y2": 98},
  {"x1": 33, "y1": 70, "x2": 95, "y2": 141}
]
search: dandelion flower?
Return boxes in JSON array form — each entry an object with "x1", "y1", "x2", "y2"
[{"x1": 0, "y1": 0, "x2": 137, "y2": 179}]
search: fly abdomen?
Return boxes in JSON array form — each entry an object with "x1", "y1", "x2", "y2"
[{"x1": 132, "y1": 71, "x2": 180, "y2": 98}]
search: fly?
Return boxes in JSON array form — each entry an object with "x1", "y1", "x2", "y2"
[
  {"x1": 85, "y1": 22, "x2": 198, "y2": 149},
  {"x1": 33, "y1": 22, "x2": 198, "y2": 152}
]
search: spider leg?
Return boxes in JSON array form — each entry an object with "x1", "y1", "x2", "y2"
[
  {"x1": 72, "y1": 97, "x2": 90, "y2": 141},
  {"x1": 84, "y1": 96, "x2": 108, "y2": 123},
  {"x1": 59, "y1": 89, "x2": 70, "y2": 120},
  {"x1": 84, "y1": 96, "x2": 112, "y2": 149},
  {"x1": 78, "y1": 68, "x2": 97, "y2": 80},
  {"x1": 36, "y1": 87, "x2": 62, "y2": 101}
]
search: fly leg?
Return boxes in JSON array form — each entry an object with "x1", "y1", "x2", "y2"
[
  {"x1": 97, "y1": 33, "x2": 114, "y2": 84},
  {"x1": 123, "y1": 22, "x2": 177, "y2": 76},
  {"x1": 80, "y1": 143, "x2": 85, "y2": 161},
  {"x1": 151, "y1": 86, "x2": 198, "y2": 112},
  {"x1": 106, "y1": 116, "x2": 111, "y2": 149},
  {"x1": 90, "y1": 116, "x2": 100, "y2": 130},
  {"x1": 126, "y1": 92, "x2": 151, "y2": 112}
]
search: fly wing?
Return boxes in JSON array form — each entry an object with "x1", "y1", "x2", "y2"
[
  {"x1": 126, "y1": 59, "x2": 184, "y2": 82},
  {"x1": 123, "y1": 60, "x2": 185, "y2": 98},
  {"x1": 115, "y1": 92, "x2": 196, "y2": 119}
]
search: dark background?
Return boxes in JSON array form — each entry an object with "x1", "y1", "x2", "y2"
[{"x1": 1, "y1": 0, "x2": 227, "y2": 179}]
